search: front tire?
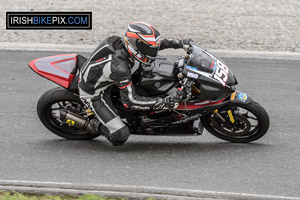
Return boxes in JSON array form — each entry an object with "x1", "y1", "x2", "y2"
[
  {"x1": 37, "y1": 87, "x2": 100, "y2": 140},
  {"x1": 202, "y1": 102, "x2": 270, "y2": 143}
]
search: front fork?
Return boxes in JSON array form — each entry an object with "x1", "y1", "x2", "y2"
[
  {"x1": 198, "y1": 92, "x2": 253, "y2": 133},
  {"x1": 212, "y1": 91, "x2": 252, "y2": 125},
  {"x1": 213, "y1": 92, "x2": 237, "y2": 123},
  {"x1": 189, "y1": 91, "x2": 251, "y2": 135},
  {"x1": 212, "y1": 108, "x2": 235, "y2": 125}
]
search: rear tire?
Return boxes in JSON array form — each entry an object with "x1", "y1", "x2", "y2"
[
  {"x1": 202, "y1": 102, "x2": 270, "y2": 143},
  {"x1": 37, "y1": 87, "x2": 100, "y2": 140}
]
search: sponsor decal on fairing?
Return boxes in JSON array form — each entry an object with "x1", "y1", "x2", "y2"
[{"x1": 238, "y1": 93, "x2": 248, "y2": 102}]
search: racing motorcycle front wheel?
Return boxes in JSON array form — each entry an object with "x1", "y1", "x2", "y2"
[{"x1": 201, "y1": 102, "x2": 270, "y2": 143}]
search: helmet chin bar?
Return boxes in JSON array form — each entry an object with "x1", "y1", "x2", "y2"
[
  {"x1": 127, "y1": 41, "x2": 151, "y2": 64},
  {"x1": 133, "y1": 52, "x2": 152, "y2": 65},
  {"x1": 124, "y1": 36, "x2": 155, "y2": 65},
  {"x1": 134, "y1": 50, "x2": 157, "y2": 65}
]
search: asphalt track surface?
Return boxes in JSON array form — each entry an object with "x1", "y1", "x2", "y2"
[{"x1": 0, "y1": 50, "x2": 300, "y2": 198}]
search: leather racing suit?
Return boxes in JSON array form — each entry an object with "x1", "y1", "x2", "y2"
[{"x1": 78, "y1": 35, "x2": 183, "y2": 145}]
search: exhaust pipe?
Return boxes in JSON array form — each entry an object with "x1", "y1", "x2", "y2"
[{"x1": 60, "y1": 110, "x2": 97, "y2": 134}]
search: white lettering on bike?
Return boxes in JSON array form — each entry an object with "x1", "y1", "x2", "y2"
[
  {"x1": 213, "y1": 59, "x2": 229, "y2": 87},
  {"x1": 131, "y1": 105, "x2": 150, "y2": 110},
  {"x1": 187, "y1": 72, "x2": 199, "y2": 79}
]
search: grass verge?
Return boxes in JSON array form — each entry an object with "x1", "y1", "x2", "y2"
[{"x1": 0, "y1": 191, "x2": 156, "y2": 200}]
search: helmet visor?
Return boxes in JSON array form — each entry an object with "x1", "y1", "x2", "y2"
[{"x1": 136, "y1": 40, "x2": 160, "y2": 58}]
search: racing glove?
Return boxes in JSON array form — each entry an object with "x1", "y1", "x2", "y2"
[
  {"x1": 153, "y1": 96, "x2": 180, "y2": 110},
  {"x1": 181, "y1": 38, "x2": 193, "y2": 46},
  {"x1": 160, "y1": 38, "x2": 193, "y2": 50}
]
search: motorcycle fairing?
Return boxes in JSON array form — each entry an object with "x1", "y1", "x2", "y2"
[
  {"x1": 176, "y1": 96, "x2": 227, "y2": 110},
  {"x1": 230, "y1": 91, "x2": 252, "y2": 104},
  {"x1": 186, "y1": 44, "x2": 237, "y2": 87},
  {"x1": 28, "y1": 54, "x2": 77, "y2": 88},
  {"x1": 177, "y1": 91, "x2": 252, "y2": 111}
]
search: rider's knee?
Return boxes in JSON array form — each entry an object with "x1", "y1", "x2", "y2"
[{"x1": 109, "y1": 126, "x2": 130, "y2": 146}]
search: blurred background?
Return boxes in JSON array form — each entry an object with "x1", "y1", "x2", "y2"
[{"x1": 1, "y1": 0, "x2": 299, "y2": 52}]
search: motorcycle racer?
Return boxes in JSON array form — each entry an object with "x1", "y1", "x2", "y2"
[{"x1": 78, "y1": 22, "x2": 192, "y2": 146}]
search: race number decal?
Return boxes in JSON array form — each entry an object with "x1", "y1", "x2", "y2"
[{"x1": 213, "y1": 60, "x2": 229, "y2": 87}]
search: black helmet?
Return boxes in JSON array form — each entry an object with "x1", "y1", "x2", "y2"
[{"x1": 123, "y1": 22, "x2": 161, "y2": 64}]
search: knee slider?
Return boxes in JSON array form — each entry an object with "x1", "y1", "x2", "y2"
[{"x1": 110, "y1": 126, "x2": 130, "y2": 145}]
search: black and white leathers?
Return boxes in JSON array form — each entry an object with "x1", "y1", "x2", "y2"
[{"x1": 78, "y1": 35, "x2": 182, "y2": 145}]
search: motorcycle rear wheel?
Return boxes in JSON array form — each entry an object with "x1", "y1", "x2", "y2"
[
  {"x1": 37, "y1": 87, "x2": 101, "y2": 140},
  {"x1": 202, "y1": 102, "x2": 270, "y2": 143}
]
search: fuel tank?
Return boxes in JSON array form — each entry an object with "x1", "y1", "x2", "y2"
[{"x1": 139, "y1": 57, "x2": 177, "y2": 96}]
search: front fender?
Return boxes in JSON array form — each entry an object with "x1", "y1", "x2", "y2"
[{"x1": 230, "y1": 91, "x2": 253, "y2": 104}]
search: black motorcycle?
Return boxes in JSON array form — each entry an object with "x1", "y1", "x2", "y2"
[{"x1": 28, "y1": 43, "x2": 270, "y2": 143}]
